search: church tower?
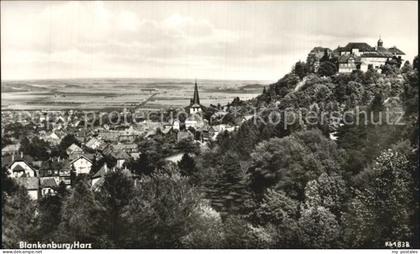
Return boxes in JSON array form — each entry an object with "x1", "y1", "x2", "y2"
[{"x1": 189, "y1": 80, "x2": 202, "y2": 114}]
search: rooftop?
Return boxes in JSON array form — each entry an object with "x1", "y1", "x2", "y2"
[
  {"x1": 40, "y1": 177, "x2": 58, "y2": 188},
  {"x1": 16, "y1": 177, "x2": 39, "y2": 190},
  {"x1": 340, "y1": 42, "x2": 375, "y2": 52}
]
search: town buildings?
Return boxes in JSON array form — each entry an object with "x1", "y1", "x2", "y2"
[{"x1": 1, "y1": 80, "x2": 252, "y2": 200}]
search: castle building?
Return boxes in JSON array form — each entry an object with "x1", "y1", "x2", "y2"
[
  {"x1": 337, "y1": 38, "x2": 405, "y2": 73},
  {"x1": 189, "y1": 81, "x2": 202, "y2": 115},
  {"x1": 306, "y1": 47, "x2": 332, "y2": 73}
]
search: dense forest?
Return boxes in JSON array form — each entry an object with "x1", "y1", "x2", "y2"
[{"x1": 2, "y1": 55, "x2": 419, "y2": 249}]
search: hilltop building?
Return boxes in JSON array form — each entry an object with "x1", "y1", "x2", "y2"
[
  {"x1": 337, "y1": 38, "x2": 405, "y2": 73},
  {"x1": 306, "y1": 47, "x2": 332, "y2": 72}
]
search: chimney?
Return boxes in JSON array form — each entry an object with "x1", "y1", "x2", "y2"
[
  {"x1": 12, "y1": 152, "x2": 15, "y2": 162},
  {"x1": 20, "y1": 151, "x2": 23, "y2": 159}
]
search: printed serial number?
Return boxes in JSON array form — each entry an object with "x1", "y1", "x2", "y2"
[{"x1": 385, "y1": 241, "x2": 411, "y2": 248}]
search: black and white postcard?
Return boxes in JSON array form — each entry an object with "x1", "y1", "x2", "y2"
[{"x1": 1, "y1": 1, "x2": 419, "y2": 252}]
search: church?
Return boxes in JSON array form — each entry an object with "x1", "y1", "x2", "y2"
[
  {"x1": 176, "y1": 80, "x2": 205, "y2": 130},
  {"x1": 188, "y1": 81, "x2": 202, "y2": 115}
]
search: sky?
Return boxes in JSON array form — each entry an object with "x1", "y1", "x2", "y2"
[{"x1": 1, "y1": 1, "x2": 418, "y2": 81}]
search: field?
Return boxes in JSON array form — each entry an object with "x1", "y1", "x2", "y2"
[{"x1": 1, "y1": 78, "x2": 271, "y2": 111}]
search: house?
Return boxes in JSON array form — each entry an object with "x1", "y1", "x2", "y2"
[
  {"x1": 185, "y1": 114, "x2": 205, "y2": 129},
  {"x1": 198, "y1": 125, "x2": 216, "y2": 141},
  {"x1": 97, "y1": 141, "x2": 109, "y2": 152},
  {"x1": 31, "y1": 160, "x2": 43, "y2": 168},
  {"x1": 75, "y1": 129, "x2": 90, "y2": 143},
  {"x1": 91, "y1": 163, "x2": 111, "y2": 189},
  {"x1": 98, "y1": 131, "x2": 120, "y2": 142},
  {"x1": 8, "y1": 154, "x2": 36, "y2": 178},
  {"x1": 113, "y1": 143, "x2": 139, "y2": 154},
  {"x1": 44, "y1": 131, "x2": 63, "y2": 145},
  {"x1": 85, "y1": 137, "x2": 104, "y2": 150},
  {"x1": 118, "y1": 134, "x2": 136, "y2": 143},
  {"x1": 39, "y1": 157, "x2": 63, "y2": 176},
  {"x1": 337, "y1": 38, "x2": 405, "y2": 73},
  {"x1": 243, "y1": 114, "x2": 254, "y2": 122},
  {"x1": 58, "y1": 167, "x2": 72, "y2": 187},
  {"x1": 172, "y1": 120, "x2": 181, "y2": 131},
  {"x1": 129, "y1": 152, "x2": 141, "y2": 160},
  {"x1": 111, "y1": 150, "x2": 130, "y2": 169},
  {"x1": 161, "y1": 124, "x2": 173, "y2": 134},
  {"x1": 70, "y1": 155, "x2": 93, "y2": 175},
  {"x1": 1, "y1": 143, "x2": 21, "y2": 155},
  {"x1": 8, "y1": 163, "x2": 36, "y2": 178},
  {"x1": 15, "y1": 177, "x2": 40, "y2": 200},
  {"x1": 101, "y1": 144, "x2": 114, "y2": 157},
  {"x1": 207, "y1": 126, "x2": 217, "y2": 140},
  {"x1": 66, "y1": 143, "x2": 83, "y2": 156},
  {"x1": 338, "y1": 54, "x2": 361, "y2": 73},
  {"x1": 40, "y1": 177, "x2": 58, "y2": 197}
]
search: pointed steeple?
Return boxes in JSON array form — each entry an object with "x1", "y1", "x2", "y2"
[{"x1": 192, "y1": 80, "x2": 200, "y2": 105}]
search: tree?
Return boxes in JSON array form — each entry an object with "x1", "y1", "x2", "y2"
[
  {"x1": 318, "y1": 61, "x2": 337, "y2": 77},
  {"x1": 207, "y1": 152, "x2": 252, "y2": 216},
  {"x1": 123, "y1": 171, "x2": 201, "y2": 248},
  {"x1": 293, "y1": 61, "x2": 308, "y2": 79},
  {"x1": 59, "y1": 134, "x2": 81, "y2": 157},
  {"x1": 298, "y1": 206, "x2": 341, "y2": 248},
  {"x1": 342, "y1": 149, "x2": 416, "y2": 248},
  {"x1": 251, "y1": 189, "x2": 300, "y2": 247},
  {"x1": 131, "y1": 153, "x2": 156, "y2": 175},
  {"x1": 320, "y1": 48, "x2": 331, "y2": 62},
  {"x1": 35, "y1": 195, "x2": 65, "y2": 241},
  {"x1": 19, "y1": 136, "x2": 50, "y2": 160},
  {"x1": 2, "y1": 188, "x2": 36, "y2": 248},
  {"x1": 180, "y1": 201, "x2": 225, "y2": 248},
  {"x1": 401, "y1": 65, "x2": 419, "y2": 115},
  {"x1": 57, "y1": 178, "x2": 108, "y2": 247},
  {"x1": 248, "y1": 129, "x2": 343, "y2": 200},
  {"x1": 176, "y1": 138, "x2": 200, "y2": 154},
  {"x1": 96, "y1": 170, "x2": 135, "y2": 247},
  {"x1": 178, "y1": 153, "x2": 196, "y2": 177},
  {"x1": 223, "y1": 215, "x2": 275, "y2": 248},
  {"x1": 369, "y1": 93, "x2": 384, "y2": 111},
  {"x1": 401, "y1": 61, "x2": 413, "y2": 73},
  {"x1": 1, "y1": 168, "x2": 19, "y2": 205},
  {"x1": 30, "y1": 137, "x2": 50, "y2": 160},
  {"x1": 304, "y1": 173, "x2": 347, "y2": 218},
  {"x1": 413, "y1": 56, "x2": 419, "y2": 70}
]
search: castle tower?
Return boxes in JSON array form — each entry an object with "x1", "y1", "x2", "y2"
[
  {"x1": 189, "y1": 80, "x2": 201, "y2": 115},
  {"x1": 377, "y1": 36, "x2": 383, "y2": 48}
]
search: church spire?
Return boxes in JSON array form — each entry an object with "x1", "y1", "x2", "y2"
[{"x1": 192, "y1": 80, "x2": 200, "y2": 105}]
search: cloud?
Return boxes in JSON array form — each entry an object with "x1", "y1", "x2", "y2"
[{"x1": 1, "y1": 1, "x2": 418, "y2": 81}]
